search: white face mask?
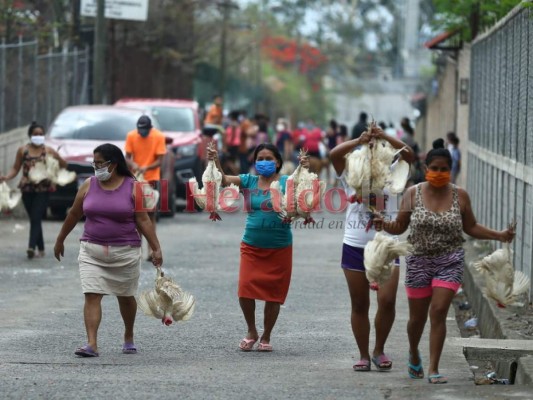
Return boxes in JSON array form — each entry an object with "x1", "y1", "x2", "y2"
[
  {"x1": 94, "y1": 166, "x2": 114, "y2": 181},
  {"x1": 276, "y1": 124, "x2": 284, "y2": 132},
  {"x1": 30, "y1": 136, "x2": 45, "y2": 146}
]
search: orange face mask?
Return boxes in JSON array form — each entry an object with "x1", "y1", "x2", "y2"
[{"x1": 425, "y1": 170, "x2": 451, "y2": 188}]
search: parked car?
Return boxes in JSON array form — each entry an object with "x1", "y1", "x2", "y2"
[
  {"x1": 114, "y1": 98, "x2": 207, "y2": 199},
  {"x1": 46, "y1": 105, "x2": 177, "y2": 218}
]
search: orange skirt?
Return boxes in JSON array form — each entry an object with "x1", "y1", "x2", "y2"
[{"x1": 239, "y1": 242, "x2": 293, "y2": 304}]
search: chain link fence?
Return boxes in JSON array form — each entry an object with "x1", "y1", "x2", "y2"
[
  {"x1": 468, "y1": 5, "x2": 532, "y2": 295},
  {"x1": 0, "y1": 37, "x2": 90, "y2": 134}
]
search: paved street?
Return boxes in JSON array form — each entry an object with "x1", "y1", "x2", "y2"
[{"x1": 0, "y1": 210, "x2": 530, "y2": 399}]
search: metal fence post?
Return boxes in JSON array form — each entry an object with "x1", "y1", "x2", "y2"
[
  {"x1": 0, "y1": 38, "x2": 5, "y2": 133},
  {"x1": 16, "y1": 36, "x2": 23, "y2": 128},
  {"x1": 61, "y1": 45, "x2": 68, "y2": 110},
  {"x1": 32, "y1": 41, "x2": 38, "y2": 122},
  {"x1": 72, "y1": 47, "x2": 78, "y2": 105},
  {"x1": 47, "y1": 48, "x2": 53, "y2": 126}
]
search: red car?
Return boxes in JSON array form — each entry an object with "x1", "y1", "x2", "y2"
[
  {"x1": 114, "y1": 98, "x2": 208, "y2": 199},
  {"x1": 46, "y1": 105, "x2": 177, "y2": 217}
]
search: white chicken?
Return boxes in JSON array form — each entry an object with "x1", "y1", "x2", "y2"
[
  {"x1": 472, "y1": 239, "x2": 530, "y2": 307},
  {"x1": 28, "y1": 155, "x2": 76, "y2": 186},
  {"x1": 0, "y1": 182, "x2": 22, "y2": 211},
  {"x1": 138, "y1": 267, "x2": 196, "y2": 326},
  {"x1": 134, "y1": 172, "x2": 160, "y2": 210},
  {"x1": 270, "y1": 149, "x2": 326, "y2": 225},
  {"x1": 364, "y1": 233, "x2": 413, "y2": 291},
  {"x1": 188, "y1": 143, "x2": 239, "y2": 221}
]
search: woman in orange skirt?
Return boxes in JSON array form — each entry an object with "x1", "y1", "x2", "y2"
[{"x1": 207, "y1": 143, "x2": 308, "y2": 352}]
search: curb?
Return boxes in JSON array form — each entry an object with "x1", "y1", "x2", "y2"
[{"x1": 463, "y1": 239, "x2": 533, "y2": 384}]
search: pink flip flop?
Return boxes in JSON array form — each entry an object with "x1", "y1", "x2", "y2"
[
  {"x1": 353, "y1": 359, "x2": 371, "y2": 371},
  {"x1": 239, "y1": 337, "x2": 257, "y2": 351},
  {"x1": 257, "y1": 342, "x2": 273, "y2": 352},
  {"x1": 372, "y1": 353, "x2": 392, "y2": 371}
]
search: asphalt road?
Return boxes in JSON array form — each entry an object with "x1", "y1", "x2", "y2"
[{"x1": 0, "y1": 210, "x2": 531, "y2": 399}]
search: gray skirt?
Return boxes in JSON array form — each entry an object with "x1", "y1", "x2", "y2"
[{"x1": 78, "y1": 241, "x2": 141, "y2": 296}]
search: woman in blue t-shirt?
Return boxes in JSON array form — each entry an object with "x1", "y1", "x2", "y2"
[{"x1": 207, "y1": 143, "x2": 308, "y2": 352}]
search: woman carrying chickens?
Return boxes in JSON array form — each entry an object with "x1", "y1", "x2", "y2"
[
  {"x1": 372, "y1": 147, "x2": 515, "y2": 384},
  {"x1": 53, "y1": 143, "x2": 163, "y2": 357},
  {"x1": 329, "y1": 125, "x2": 416, "y2": 372},
  {"x1": 0, "y1": 122, "x2": 67, "y2": 259},
  {"x1": 207, "y1": 143, "x2": 308, "y2": 352}
]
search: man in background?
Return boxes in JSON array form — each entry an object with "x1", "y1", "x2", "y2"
[
  {"x1": 204, "y1": 95, "x2": 224, "y2": 125},
  {"x1": 351, "y1": 112, "x2": 368, "y2": 139}
]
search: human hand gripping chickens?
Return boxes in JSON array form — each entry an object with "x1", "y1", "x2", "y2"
[
  {"x1": 270, "y1": 149, "x2": 326, "y2": 225},
  {"x1": 188, "y1": 142, "x2": 240, "y2": 221}
]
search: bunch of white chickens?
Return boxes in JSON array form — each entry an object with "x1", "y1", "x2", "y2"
[
  {"x1": 364, "y1": 233, "x2": 413, "y2": 291},
  {"x1": 345, "y1": 123, "x2": 409, "y2": 198},
  {"x1": 472, "y1": 240, "x2": 530, "y2": 307},
  {"x1": 28, "y1": 155, "x2": 76, "y2": 186},
  {"x1": 270, "y1": 150, "x2": 326, "y2": 225},
  {"x1": 138, "y1": 267, "x2": 195, "y2": 326},
  {"x1": 0, "y1": 182, "x2": 22, "y2": 211},
  {"x1": 189, "y1": 143, "x2": 239, "y2": 221}
]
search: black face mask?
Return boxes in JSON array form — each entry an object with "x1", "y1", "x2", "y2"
[{"x1": 138, "y1": 128, "x2": 150, "y2": 138}]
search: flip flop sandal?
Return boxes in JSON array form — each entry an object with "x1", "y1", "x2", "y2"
[
  {"x1": 257, "y1": 342, "x2": 273, "y2": 352},
  {"x1": 75, "y1": 344, "x2": 99, "y2": 357},
  {"x1": 428, "y1": 374, "x2": 448, "y2": 384},
  {"x1": 353, "y1": 359, "x2": 371, "y2": 372},
  {"x1": 408, "y1": 352, "x2": 424, "y2": 379},
  {"x1": 122, "y1": 342, "x2": 137, "y2": 354},
  {"x1": 372, "y1": 353, "x2": 392, "y2": 371},
  {"x1": 239, "y1": 337, "x2": 257, "y2": 351}
]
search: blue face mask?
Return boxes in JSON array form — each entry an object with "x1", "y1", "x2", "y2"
[{"x1": 255, "y1": 160, "x2": 277, "y2": 177}]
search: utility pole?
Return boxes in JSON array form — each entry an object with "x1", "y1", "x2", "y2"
[
  {"x1": 93, "y1": 0, "x2": 106, "y2": 103},
  {"x1": 218, "y1": 1, "x2": 238, "y2": 97}
]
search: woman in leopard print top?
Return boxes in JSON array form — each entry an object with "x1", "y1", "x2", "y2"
[{"x1": 373, "y1": 147, "x2": 515, "y2": 384}]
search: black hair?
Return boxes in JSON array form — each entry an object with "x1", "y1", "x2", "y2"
[
  {"x1": 213, "y1": 94, "x2": 221, "y2": 100},
  {"x1": 93, "y1": 143, "x2": 135, "y2": 178},
  {"x1": 401, "y1": 117, "x2": 414, "y2": 135},
  {"x1": 432, "y1": 138, "x2": 445, "y2": 149},
  {"x1": 448, "y1": 133, "x2": 460, "y2": 145},
  {"x1": 378, "y1": 121, "x2": 387, "y2": 130},
  {"x1": 28, "y1": 121, "x2": 45, "y2": 137},
  {"x1": 252, "y1": 143, "x2": 283, "y2": 173},
  {"x1": 258, "y1": 121, "x2": 268, "y2": 133},
  {"x1": 229, "y1": 110, "x2": 240, "y2": 121},
  {"x1": 359, "y1": 112, "x2": 368, "y2": 122},
  {"x1": 425, "y1": 148, "x2": 452, "y2": 168},
  {"x1": 329, "y1": 119, "x2": 338, "y2": 130},
  {"x1": 339, "y1": 124, "x2": 348, "y2": 137}
]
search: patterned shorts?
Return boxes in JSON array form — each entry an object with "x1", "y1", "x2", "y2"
[{"x1": 405, "y1": 248, "x2": 465, "y2": 299}]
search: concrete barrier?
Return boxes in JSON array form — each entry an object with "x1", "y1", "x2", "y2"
[
  {"x1": 462, "y1": 238, "x2": 533, "y2": 384},
  {"x1": 0, "y1": 127, "x2": 29, "y2": 218}
]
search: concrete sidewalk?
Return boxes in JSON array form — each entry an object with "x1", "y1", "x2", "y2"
[{"x1": 0, "y1": 212, "x2": 531, "y2": 399}]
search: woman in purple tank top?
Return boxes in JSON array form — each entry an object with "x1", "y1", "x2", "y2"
[
  {"x1": 53, "y1": 144, "x2": 163, "y2": 358},
  {"x1": 373, "y1": 147, "x2": 515, "y2": 384}
]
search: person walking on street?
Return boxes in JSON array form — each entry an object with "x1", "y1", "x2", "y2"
[
  {"x1": 204, "y1": 95, "x2": 224, "y2": 125},
  {"x1": 446, "y1": 132, "x2": 461, "y2": 184},
  {"x1": 125, "y1": 115, "x2": 167, "y2": 259},
  {"x1": 206, "y1": 143, "x2": 309, "y2": 352},
  {"x1": 351, "y1": 112, "x2": 368, "y2": 140},
  {"x1": 372, "y1": 147, "x2": 515, "y2": 384},
  {"x1": 54, "y1": 143, "x2": 163, "y2": 358},
  {"x1": 0, "y1": 122, "x2": 67, "y2": 259},
  {"x1": 329, "y1": 125, "x2": 415, "y2": 372}
]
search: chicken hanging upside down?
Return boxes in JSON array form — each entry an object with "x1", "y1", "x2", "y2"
[
  {"x1": 189, "y1": 142, "x2": 239, "y2": 221},
  {"x1": 29, "y1": 154, "x2": 76, "y2": 186},
  {"x1": 364, "y1": 233, "x2": 413, "y2": 291},
  {"x1": 270, "y1": 149, "x2": 325, "y2": 225},
  {"x1": 0, "y1": 182, "x2": 22, "y2": 212},
  {"x1": 138, "y1": 267, "x2": 196, "y2": 326},
  {"x1": 472, "y1": 223, "x2": 529, "y2": 307}
]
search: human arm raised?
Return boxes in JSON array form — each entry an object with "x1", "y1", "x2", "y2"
[
  {"x1": 328, "y1": 131, "x2": 372, "y2": 177},
  {"x1": 206, "y1": 143, "x2": 241, "y2": 187},
  {"x1": 0, "y1": 147, "x2": 24, "y2": 182},
  {"x1": 370, "y1": 126, "x2": 416, "y2": 164}
]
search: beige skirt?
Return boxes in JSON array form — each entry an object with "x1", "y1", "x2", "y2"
[{"x1": 78, "y1": 241, "x2": 141, "y2": 296}]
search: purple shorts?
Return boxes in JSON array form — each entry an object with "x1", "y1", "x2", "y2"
[{"x1": 341, "y1": 243, "x2": 400, "y2": 272}]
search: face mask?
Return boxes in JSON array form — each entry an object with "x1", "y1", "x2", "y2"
[
  {"x1": 138, "y1": 128, "x2": 150, "y2": 138},
  {"x1": 276, "y1": 124, "x2": 284, "y2": 132},
  {"x1": 426, "y1": 170, "x2": 451, "y2": 188},
  {"x1": 94, "y1": 166, "x2": 114, "y2": 181},
  {"x1": 30, "y1": 136, "x2": 45, "y2": 146},
  {"x1": 255, "y1": 160, "x2": 277, "y2": 177}
]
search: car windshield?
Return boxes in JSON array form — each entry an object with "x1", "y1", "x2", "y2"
[
  {"x1": 49, "y1": 110, "x2": 140, "y2": 140},
  {"x1": 150, "y1": 106, "x2": 195, "y2": 132}
]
